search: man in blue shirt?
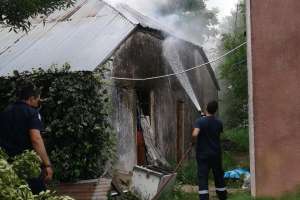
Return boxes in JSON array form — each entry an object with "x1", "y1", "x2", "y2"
[
  {"x1": 192, "y1": 101, "x2": 227, "y2": 200},
  {"x1": 0, "y1": 84, "x2": 53, "y2": 194}
]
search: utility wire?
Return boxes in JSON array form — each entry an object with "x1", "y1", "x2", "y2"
[{"x1": 110, "y1": 42, "x2": 247, "y2": 81}]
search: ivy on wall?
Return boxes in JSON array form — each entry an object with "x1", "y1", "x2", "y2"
[{"x1": 0, "y1": 64, "x2": 116, "y2": 182}]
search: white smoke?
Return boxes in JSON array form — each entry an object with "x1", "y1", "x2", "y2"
[
  {"x1": 104, "y1": 0, "x2": 218, "y2": 46},
  {"x1": 163, "y1": 37, "x2": 202, "y2": 111},
  {"x1": 107, "y1": 0, "x2": 169, "y2": 15}
]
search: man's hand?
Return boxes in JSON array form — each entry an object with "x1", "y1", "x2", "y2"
[{"x1": 43, "y1": 166, "x2": 53, "y2": 182}]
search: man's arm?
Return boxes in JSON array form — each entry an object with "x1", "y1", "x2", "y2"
[
  {"x1": 192, "y1": 128, "x2": 200, "y2": 137},
  {"x1": 29, "y1": 129, "x2": 53, "y2": 181}
]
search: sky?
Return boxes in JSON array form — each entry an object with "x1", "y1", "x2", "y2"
[{"x1": 206, "y1": 0, "x2": 240, "y2": 22}]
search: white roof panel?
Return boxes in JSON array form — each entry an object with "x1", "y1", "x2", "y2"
[{"x1": 0, "y1": 0, "x2": 135, "y2": 76}]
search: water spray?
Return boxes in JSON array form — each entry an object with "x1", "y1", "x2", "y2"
[{"x1": 163, "y1": 37, "x2": 202, "y2": 112}]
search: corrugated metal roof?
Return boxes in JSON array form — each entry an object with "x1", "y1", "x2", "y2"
[
  {"x1": 0, "y1": 0, "x2": 206, "y2": 77},
  {"x1": 0, "y1": 0, "x2": 136, "y2": 76},
  {"x1": 115, "y1": 4, "x2": 166, "y2": 32}
]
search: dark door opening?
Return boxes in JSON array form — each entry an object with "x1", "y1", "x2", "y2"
[{"x1": 136, "y1": 90, "x2": 150, "y2": 166}]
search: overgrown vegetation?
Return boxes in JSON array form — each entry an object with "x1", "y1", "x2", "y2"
[
  {"x1": 0, "y1": 64, "x2": 116, "y2": 182},
  {"x1": 227, "y1": 191, "x2": 300, "y2": 200},
  {"x1": 0, "y1": 0, "x2": 75, "y2": 32},
  {"x1": 160, "y1": 188, "x2": 300, "y2": 200},
  {"x1": 219, "y1": 0, "x2": 247, "y2": 129},
  {"x1": 222, "y1": 128, "x2": 249, "y2": 153},
  {"x1": 176, "y1": 160, "x2": 198, "y2": 185},
  {"x1": 0, "y1": 148, "x2": 73, "y2": 199},
  {"x1": 160, "y1": 187, "x2": 199, "y2": 200},
  {"x1": 108, "y1": 192, "x2": 141, "y2": 200}
]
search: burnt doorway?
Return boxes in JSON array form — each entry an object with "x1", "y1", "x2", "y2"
[
  {"x1": 136, "y1": 90, "x2": 150, "y2": 166},
  {"x1": 176, "y1": 101, "x2": 185, "y2": 163}
]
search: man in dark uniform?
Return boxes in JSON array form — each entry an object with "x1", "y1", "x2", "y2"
[
  {"x1": 192, "y1": 101, "x2": 227, "y2": 200},
  {"x1": 0, "y1": 84, "x2": 53, "y2": 194}
]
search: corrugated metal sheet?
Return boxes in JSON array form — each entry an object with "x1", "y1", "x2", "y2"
[
  {"x1": 55, "y1": 178, "x2": 112, "y2": 200},
  {"x1": 0, "y1": 0, "x2": 136, "y2": 76},
  {"x1": 0, "y1": 0, "x2": 205, "y2": 76},
  {"x1": 115, "y1": 3, "x2": 174, "y2": 35}
]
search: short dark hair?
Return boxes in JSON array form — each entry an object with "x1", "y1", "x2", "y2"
[
  {"x1": 206, "y1": 100, "x2": 218, "y2": 114},
  {"x1": 16, "y1": 83, "x2": 41, "y2": 100}
]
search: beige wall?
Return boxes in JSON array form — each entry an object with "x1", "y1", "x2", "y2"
[{"x1": 248, "y1": 0, "x2": 300, "y2": 197}]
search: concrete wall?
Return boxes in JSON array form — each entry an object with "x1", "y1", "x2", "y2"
[
  {"x1": 112, "y1": 30, "x2": 219, "y2": 171},
  {"x1": 248, "y1": 0, "x2": 300, "y2": 197}
]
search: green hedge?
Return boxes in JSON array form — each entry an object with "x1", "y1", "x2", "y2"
[{"x1": 0, "y1": 65, "x2": 116, "y2": 182}]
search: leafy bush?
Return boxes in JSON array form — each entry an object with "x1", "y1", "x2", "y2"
[
  {"x1": 0, "y1": 148, "x2": 73, "y2": 200},
  {"x1": 219, "y1": 1, "x2": 248, "y2": 129},
  {"x1": 0, "y1": 64, "x2": 116, "y2": 182},
  {"x1": 222, "y1": 128, "x2": 249, "y2": 153},
  {"x1": 12, "y1": 150, "x2": 41, "y2": 181}
]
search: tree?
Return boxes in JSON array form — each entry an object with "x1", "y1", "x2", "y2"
[
  {"x1": 219, "y1": 1, "x2": 247, "y2": 128},
  {"x1": 0, "y1": 0, "x2": 75, "y2": 32}
]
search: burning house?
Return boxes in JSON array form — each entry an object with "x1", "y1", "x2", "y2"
[{"x1": 0, "y1": 0, "x2": 219, "y2": 174}]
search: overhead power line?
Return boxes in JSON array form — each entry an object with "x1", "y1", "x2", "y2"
[{"x1": 110, "y1": 42, "x2": 247, "y2": 81}]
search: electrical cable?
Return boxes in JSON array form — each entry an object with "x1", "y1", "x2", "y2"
[{"x1": 110, "y1": 42, "x2": 247, "y2": 81}]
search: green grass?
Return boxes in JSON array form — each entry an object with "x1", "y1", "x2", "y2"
[
  {"x1": 176, "y1": 159, "x2": 198, "y2": 185},
  {"x1": 160, "y1": 190, "x2": 300, "y2": 200},
  {"x1": 159, "y1": 184, "x2": 199, "y2": 200},
  {"x1": 228, "y1": 190, "x2": 300, "y2": 200}
]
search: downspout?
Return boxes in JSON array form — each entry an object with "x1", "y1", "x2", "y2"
[{"x1": 246, "y1": 0, "x2": 256, "y2": 197}]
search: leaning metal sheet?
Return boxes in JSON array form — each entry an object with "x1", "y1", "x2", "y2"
[{"x1": 0, "y1": 0, "x2": 136, "y2": 76}]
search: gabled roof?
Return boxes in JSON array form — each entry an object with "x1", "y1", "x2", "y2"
[
  {"x1": 0, "y1": 0, "x2": 219, "y2": 92},
  {"x1": 0, "y1": 0, "x2": 136, "y2": 75}
]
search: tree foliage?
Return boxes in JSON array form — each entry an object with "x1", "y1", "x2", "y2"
[
  {"x1": 0, "y1": 0, "x2": 75, "y2": 32},
  {"x1": 0, "y1": 64, "x2": 116, "y2": 182},
  {"x1": 219, "y1": 1, "x2": 247, "y2": 128}
]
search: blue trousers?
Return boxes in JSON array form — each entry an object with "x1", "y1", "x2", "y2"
[
  {"x1": 27, "y1": 176, "x2": 46, "y2": 195},
  {"x1": 197, "y1": 155, "x2": 227, "y2": 200}
]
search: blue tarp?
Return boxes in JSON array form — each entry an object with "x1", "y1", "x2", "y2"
[{"x1": 224, "y1": 168, "x2": 250, "y2": 179}]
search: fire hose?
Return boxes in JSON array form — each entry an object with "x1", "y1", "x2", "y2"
[{"x1": 151, "y1": 143, "x2": 194, "y2": 200}]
